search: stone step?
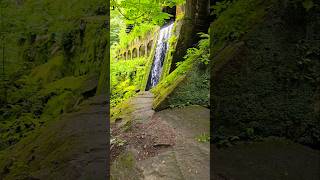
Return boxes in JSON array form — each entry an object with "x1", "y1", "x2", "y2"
[
  {"x1": 136, "y1": 92, "x2": 154, "y2": 98},
  {"x1": 132, "y1": 107, "x2": 154, "y2": 114},
  {"x1": 131, "y1": 104, "x2": 153, "y2": 111},
  {"x1": 132, "y1": 110, "x2": 155, "y2": 122},
  {"x1": 130, "y1": 99, "x2": 154, "y2": 106}
]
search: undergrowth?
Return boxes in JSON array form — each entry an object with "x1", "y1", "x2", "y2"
[
  {"x1": 152, "y1": 33, "x2": 210, "y2": 109},
  {"x1": 111, "y1": 57, "x2": 147, "y2": 108}
]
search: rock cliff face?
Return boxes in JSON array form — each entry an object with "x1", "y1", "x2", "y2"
[
  {"x1": 169, "y1": 0, "x2": 211, "y2": 73},
  {"x1": 0, "y1": 0, "x2": 109, "y2": 150},
  {"x1": 211, "y1": 0, "x2": 320, "y2": 148}
]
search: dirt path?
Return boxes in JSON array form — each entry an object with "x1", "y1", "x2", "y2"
[
  {"x1": 0, "y1": 95, "x2": 108, "y2": 180},
  {"x1": 111, "y1": 92, "x2": 210, "y2": 180}
]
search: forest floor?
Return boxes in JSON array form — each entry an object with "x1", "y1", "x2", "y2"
[{"x1": 111, "y1": 91, "x2": 210, "y2": 179}]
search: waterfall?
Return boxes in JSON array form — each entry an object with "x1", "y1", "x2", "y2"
[{"x1": 146, "y1": 22, "x2": 174, "y2": 90}]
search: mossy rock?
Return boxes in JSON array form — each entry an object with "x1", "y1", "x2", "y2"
[
  {"x1": 30, "y1": 54, "x2": 64, "y2": 84},
  {"x1": 111, "y1": 152, "x2": 142, "y2": 180},
  {"x1": 0, "y1": 120, "x2": 77, "y2": 180},
  {"x1": 41, "y1": 91, "x2": 78, "y2": 120},
  {"x1": 152, "y1": 46, "x2": 209, "y2": 111},
  {"x1": 0, "y1": 93, "x2": 107, "y2": 179}
]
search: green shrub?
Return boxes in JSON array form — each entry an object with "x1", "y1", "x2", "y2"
[{"x1": 111, "y1": 57, "x2": 147, "y2": 107}]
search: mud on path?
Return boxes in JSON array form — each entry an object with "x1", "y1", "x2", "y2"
[{"x1": 111, "y1": 91, "x2": 210, "y2": 180}]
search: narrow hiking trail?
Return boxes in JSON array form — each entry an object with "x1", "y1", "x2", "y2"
[
  {"x1": 138, "y1": 106, "x2": 210, "y2": 180},
  {"x1": 111, "y1": 91, "x2": 210, "y2": 180},
  {"x1": 128, "y1": 91, "x2": 155, "y2": 122}
]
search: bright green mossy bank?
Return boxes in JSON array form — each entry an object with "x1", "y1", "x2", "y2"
[
  {"x1": 152, "y1": 32, "x2": 210, "y2": 111},
  {"x1": 0, "y1": 0, "x2": 108, "y2": 150},
  {"x1": 111, "y1": 57, "x2": 148, "y2": 108}
]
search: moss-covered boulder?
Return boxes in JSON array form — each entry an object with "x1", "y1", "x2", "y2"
[
  {"x1": 153, "y1": 61, "x2": 209, "y2": 111},
  {"x1": 0, "y1": 95, "x2": 108, "y2": 180}
]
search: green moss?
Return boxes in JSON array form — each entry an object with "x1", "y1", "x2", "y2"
[
  {"x1": 161, "y1": 34, "x2": 178, "y2": 80},
  {"x1": 97, "y1": 35, "x2": 110, "y2": 95},
  {"x1": 30, "y1": 55, "x2": 64, "y2": 84},
  {"x1": 165, "y1": 65, "x2": 209, "y2": 108},
  {"x1": 0, "y1": 1, "x2": 109, "y2": 176},
  {"x1": 151, "y1": 56, "x2": 195, "y2": 110},
  {"x1": 41, "y1": 92, "x2": 78, "y2": 120},
  {"x1": 111, "y1": 57, "x2": 148, "y2": 107},
  {"x1": 0, "y1": 114, "x2": 39, "y2": 150},
  {"x1": 176, "y1": 13, "x2": 185, "y2": 21},
  {"x1": 111, "y1": 152, "x2": 141, "y2": 180},
  {"x1": 210, "y1": 0, "x2": 269, "y2": 57},
  {"x1": 110, "y1": 100, "x2": 134, "y2": 124},
  {"x1": 72, "y1": 22, "x2": 108, "y2": 76},
  {"x1": 152, "y1": 31, "x2": 209, "y2": 110},
  {"x1": 40, "y1": 76, "x2": 86, "y2": 96},
  {"x1": 0, "y1": 120, "x2": 77, "y2": 179}
]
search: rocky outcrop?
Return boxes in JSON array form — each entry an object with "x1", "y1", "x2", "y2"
[
  {"x1": 0, "y1": 96, "x2": 108, "y2": 180},
  {"x1": 169, "y1": 0, "x2": 211, "y2": 73}
]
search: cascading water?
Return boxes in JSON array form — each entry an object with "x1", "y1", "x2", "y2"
[{"x1": 146, "y1": 22, "x2": 174, "y2": 90}]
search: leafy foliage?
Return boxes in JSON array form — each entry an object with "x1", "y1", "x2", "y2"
[
  {"x1": 110, "y1": 0, "x2": 186, "y2": 107},
  {"x1": 210, "y1": 0, "x2": 267, "y2": 56},
  {"x1": 111, "y1": 0, "x2": 181, "y2": 25},
  {"x1": 111, "y1": 10, "x2": 126, "y2": 46},
  {"x1": 196, "y1": 133, "x2": 210, "y2": 143},
  {"x1": 116, "y1": 23, "x2": 156, "y2": 50},
  {"x1": 111, "y1": 0, "x2": 185, "y2": 50},
  {"x1": 111, "y1": 57, "x2": 147, "y2": 107},
  {"x1": 152, "y1": 33, "x2": 210, "y2": 109},
  {"x1": 179, "y1": 33, "x2": 210, "y2": 66},
  {"x1": 211, "y1": 0, "x2": 234, "y2": 17}
]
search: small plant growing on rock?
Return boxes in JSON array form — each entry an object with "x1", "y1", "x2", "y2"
[{"x1": 196, "y1": 133, "x2": 210, "y2": 143}]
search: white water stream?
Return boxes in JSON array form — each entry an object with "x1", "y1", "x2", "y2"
[{"x1": 147, "y1": 22, "x2": 174, "y2": 89}]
